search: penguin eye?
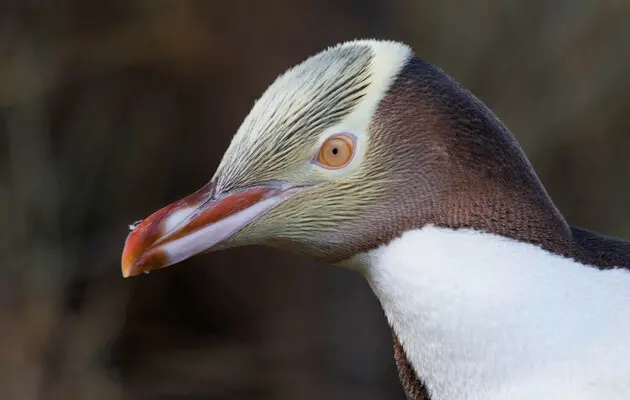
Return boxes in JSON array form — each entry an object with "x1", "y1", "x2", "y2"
[{"x1": 316, "y1": 134, "x2": 355, "y2": 169}]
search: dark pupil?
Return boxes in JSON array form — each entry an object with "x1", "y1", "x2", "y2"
[{"x1": 332, "y1": 147, "x2": 338, "y2": 155}]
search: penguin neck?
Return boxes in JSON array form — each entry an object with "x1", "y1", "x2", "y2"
[
  {"x1": 428, "y1": 183, "x2": 574, "y2": 255},
  {"x1": 364, "y1": 54, "x2": 576, "y2": 261},
  {"x1": 352, "y1": 225, "x2": 630, "y2": 400}
]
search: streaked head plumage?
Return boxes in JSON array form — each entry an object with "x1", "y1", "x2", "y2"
[
  {"x1": 122, "y1": 39, "x2": 426, "y2": 276},
  {"x1": 215, "y1": 40, "x2": 412, "y2": 193},
  {"x1": 210, "y1": 40, "x2": 414, "y2": 258}
]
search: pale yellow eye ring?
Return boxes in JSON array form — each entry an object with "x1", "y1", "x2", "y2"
[{"x1": 315, "y1": 134, "x2": 356, "y2": 169}]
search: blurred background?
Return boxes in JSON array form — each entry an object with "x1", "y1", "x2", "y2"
[{"x1": 1, "y1": 0, "x2": 629, "y2": 399}]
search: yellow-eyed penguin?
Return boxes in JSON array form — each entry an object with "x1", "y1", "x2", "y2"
[{"x1": 121, "y1": 40, "x2": 630, "y2": 400}]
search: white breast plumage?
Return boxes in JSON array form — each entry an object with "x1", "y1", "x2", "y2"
[{"x1": 348, "y1": 225, "x2": 630, "y2": 400}]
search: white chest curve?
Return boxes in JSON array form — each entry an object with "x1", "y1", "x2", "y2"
[{"x1": 346, "y1": 226, "x2": 630, "y2": 400}]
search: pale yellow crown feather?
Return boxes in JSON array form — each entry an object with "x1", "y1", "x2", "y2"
[{"x1": 214, "y1": 39, "x2": 413, "y2": 193}]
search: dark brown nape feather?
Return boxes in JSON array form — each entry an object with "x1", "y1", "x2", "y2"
[
  {"x1": 372, "y1": 56, "x2": 630, "y2": 399},
  {"x1": 572, "y1": 227, "x2": 630, "y2": 268}
]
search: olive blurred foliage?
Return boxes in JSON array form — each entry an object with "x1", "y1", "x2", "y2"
[{"x1": 1, "y1": 1, "x2": 629, "y2": 399}]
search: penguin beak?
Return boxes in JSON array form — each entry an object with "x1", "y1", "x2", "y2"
[{"x1": 121, "y1": 181, "x2": 301, "y2": 278}]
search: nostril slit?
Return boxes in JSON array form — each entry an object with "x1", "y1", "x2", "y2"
[{"x1": 209, "y1": 178, "x2": 218, "y2": 200}]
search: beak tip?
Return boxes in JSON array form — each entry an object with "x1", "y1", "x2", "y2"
[
  {"x1": 121, "y1": 237, "x2": 139, "y2": 278},
  {"x1": 121, "y1": 217, "x2": 165, "y2": 278},
  {"x1": 121, "y1": 249, "x2": 169, "y2": 278},
  {"x1": 121, "y1": 255, "x2": 138, "y2": 278}
]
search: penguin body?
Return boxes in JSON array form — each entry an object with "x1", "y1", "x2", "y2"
[{"x1": 121, "y1": 40, "x2": 630, "y2": 399}]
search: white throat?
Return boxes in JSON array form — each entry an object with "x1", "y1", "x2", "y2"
[{"x1": 346, "y1": 226, "x2": 630, "y2": 400}]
